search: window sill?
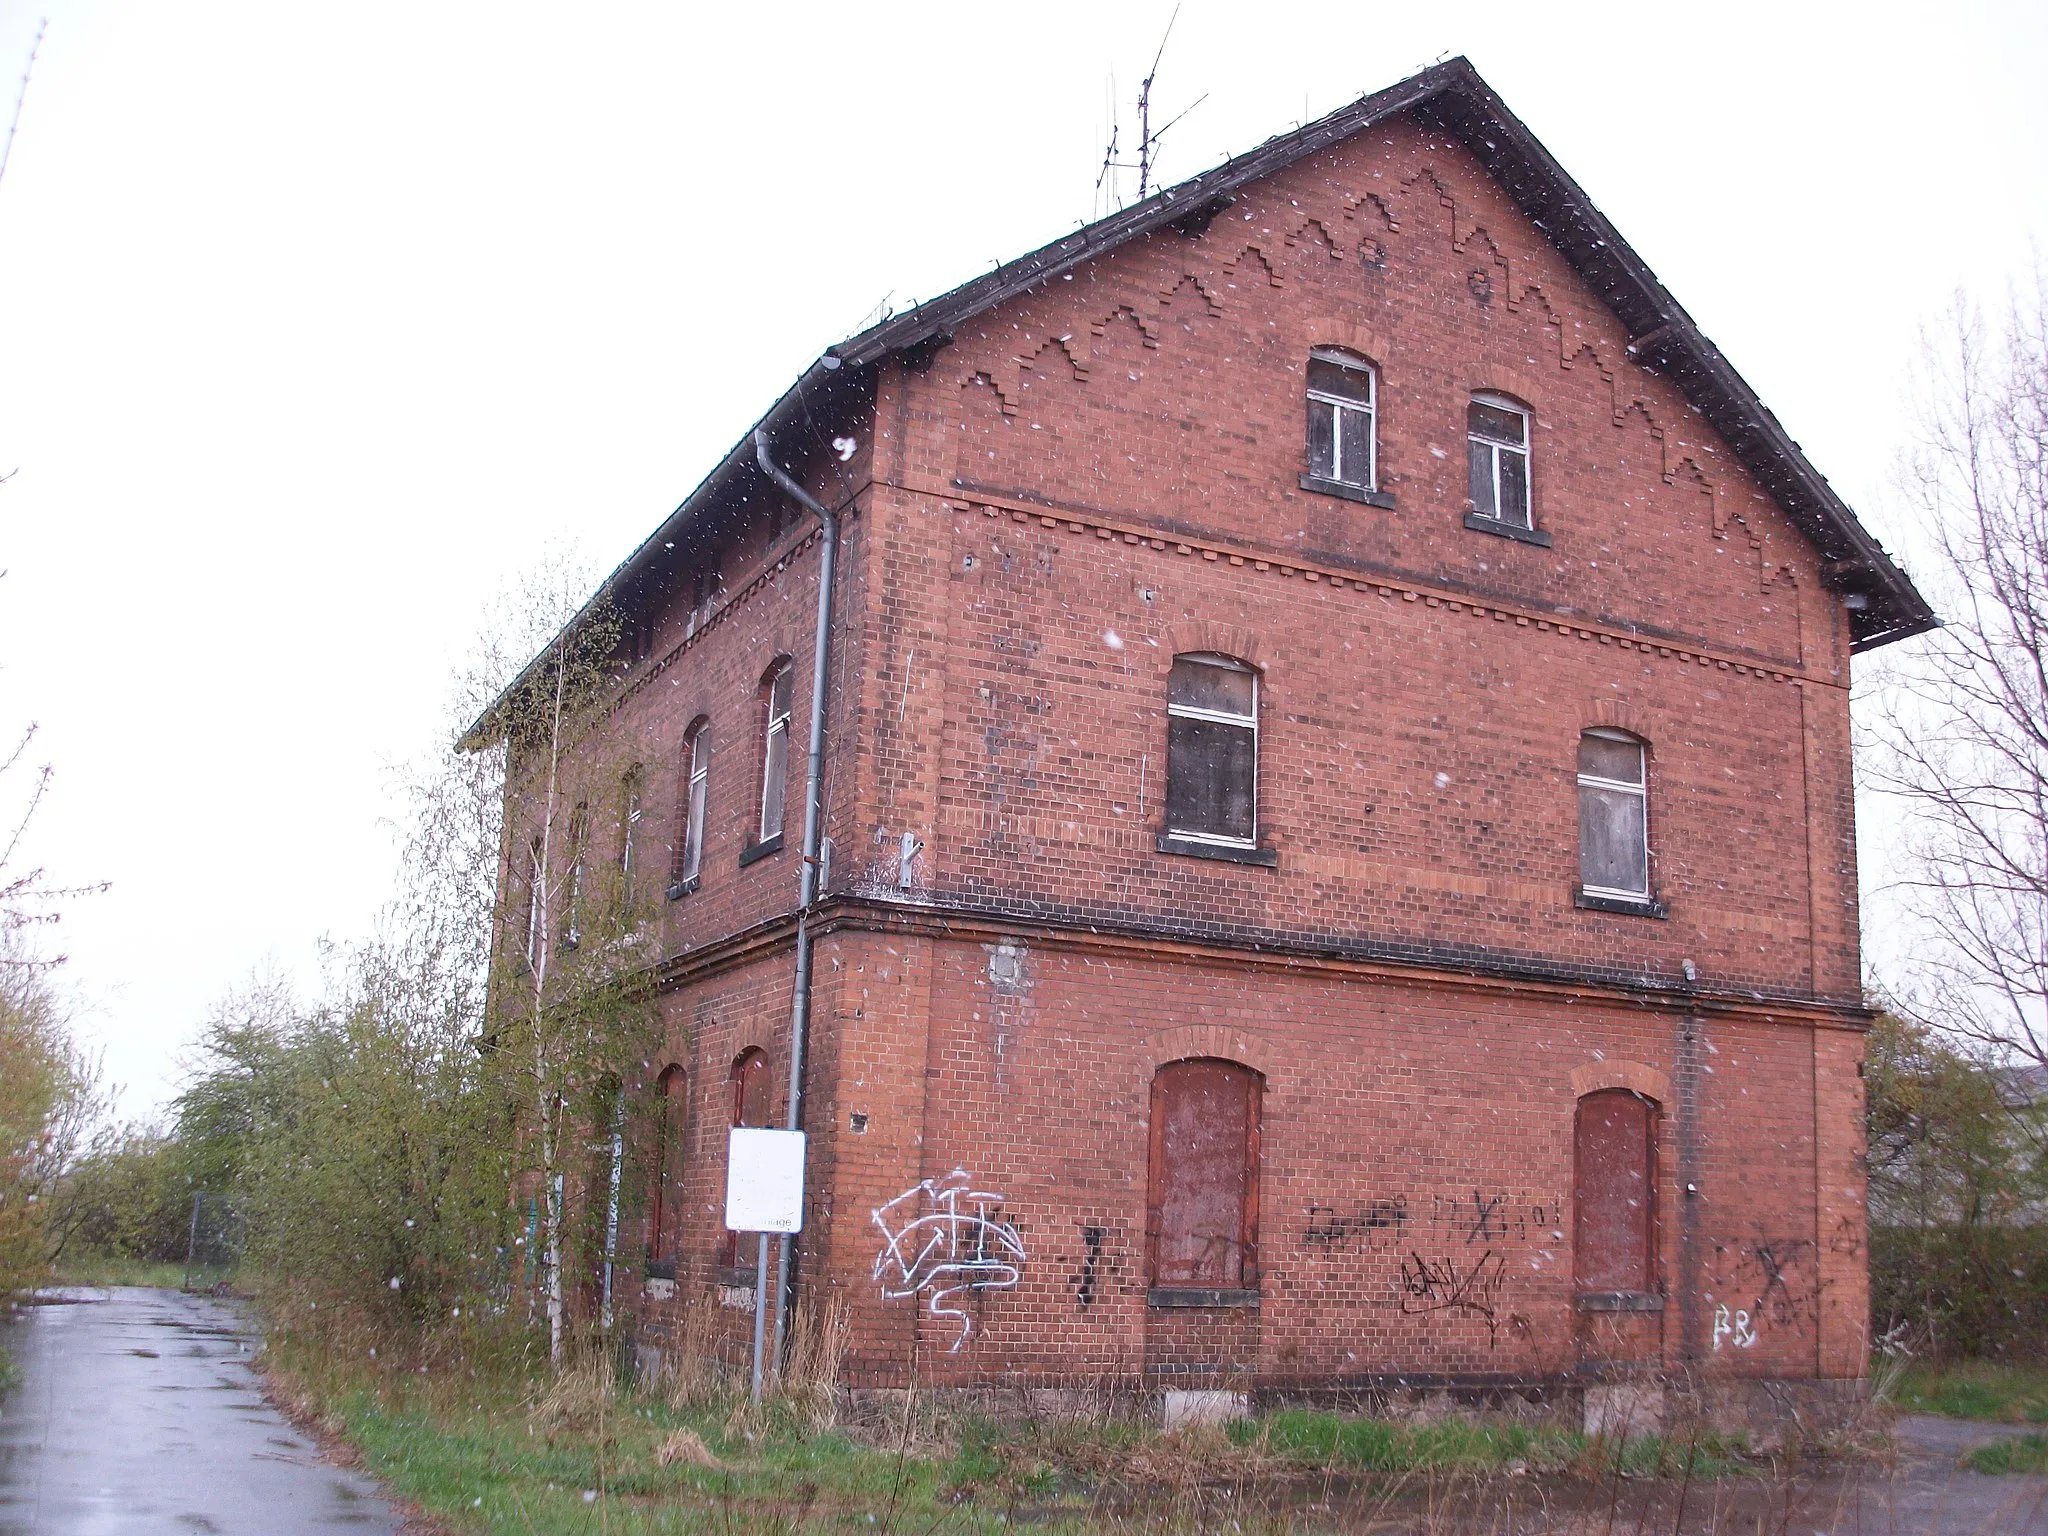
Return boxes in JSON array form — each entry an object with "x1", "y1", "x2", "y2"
[
  {"x1": 644, "y1": 1258, "x2": 677, "y2": 1282},
  {"x1": 738, "y1": 833, "x2": 784, "y2": 869},
  {"x1": 1149, "y1": 1287, "x2": 1260, "y2": 1309},
  {"x1": 666, "y1": 874, "x2": 700, "y2": 902},
  {"x1": 716, "y1": 1265, "x2": 760, "y2": 1288},
  {"x1": 1463, "y1": 511, "x2": 1553, "y2": 548},
  {"x1": 1574, "y1": 888, "x2": 1668, "y2": 919},
  {"x1": 1577, "y1": 1290, "x2": 1664, "y2": 1313},
  {"x1": 1299, "y1": 474, "x2": 1396, "y2": 510},
  {"x1": 1156, "y1": 834, "x2": 1279, "y2": 868}
]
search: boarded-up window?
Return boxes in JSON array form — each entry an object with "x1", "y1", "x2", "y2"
[
  {"x1": 1574, "y1": 1089, "x2": 1656, "y2": 1294},
  {"x1": 648, "y1": 1066, "x2": 686, "y2": 1267},
  {"x1": 1165, "y1": 655, "x2": 1258, "y2": 845},
  {"x1": 1577, "y1": 730, "x2": 1650, "y2": 899},
  {"x1": 721, "y1": 1049, "x2": 772, "y2": 1266},
  {"x1": 758, "y1": 662, "x2": 794, "y2": 841},
  {"x1": 1148, "y1": 1059, "x2": 1261, "y2": 1290}
]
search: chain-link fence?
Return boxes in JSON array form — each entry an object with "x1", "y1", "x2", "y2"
[{"x1": 182, "y1": 1192, "x2": 243, "y2": 1291}]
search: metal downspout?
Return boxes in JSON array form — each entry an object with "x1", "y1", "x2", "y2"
[{"x1": 753, "y1": 428, "x2": 840, "y2": 1384}]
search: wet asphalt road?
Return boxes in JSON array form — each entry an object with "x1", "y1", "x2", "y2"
[{"x1": 0, "y1": 1286, "x2": 405, "y2": 1535}]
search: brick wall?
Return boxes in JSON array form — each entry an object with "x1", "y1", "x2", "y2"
[{"x1": 561, "y1": 105, "x2": 1872, "y2": 1388}]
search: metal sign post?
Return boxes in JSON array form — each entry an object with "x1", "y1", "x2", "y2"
[{"x1": 724, "y1": 1127, "x2": 805, "y2": 1402}]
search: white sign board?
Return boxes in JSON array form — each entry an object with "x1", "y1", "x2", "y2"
[{"x1": 724, "y1": 1127, "x2": 806, "y2": 1234}]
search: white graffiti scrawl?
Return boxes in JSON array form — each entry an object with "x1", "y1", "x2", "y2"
[{"x1": 871, "y1": 1169, "x2": 1026, "y2": 1351}]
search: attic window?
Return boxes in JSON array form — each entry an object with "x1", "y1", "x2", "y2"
[
  {"x1": 1305, "y1": 350, "x2": 1377, "y2": 491},
  {"x1": 1468, "y1": 395, "x2": 1532, "y2": 528}
]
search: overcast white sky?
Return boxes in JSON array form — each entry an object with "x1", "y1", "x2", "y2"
[{"x1": 2, "y1": 2, "x2": 2043, "y2": 1116}]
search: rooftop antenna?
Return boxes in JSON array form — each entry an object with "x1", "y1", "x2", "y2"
[{"x1": 1093, "y1": 8, "x2": 1206, "y2": 215}]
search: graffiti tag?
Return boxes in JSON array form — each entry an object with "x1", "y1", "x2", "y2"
[
  {"x1": 871, "y1": 1169, "x2": 1025, "y2": 1351},
  {"x1": 1712, "y1": 1304, "x2": 1758, "y2": 1350},
  {"x1": 1398, "y1": 1250, "x2": 1509, "y2": 1345},
  {"x1": 1303, "y1": 1197, "x2": 1408, "y2": 1251}
]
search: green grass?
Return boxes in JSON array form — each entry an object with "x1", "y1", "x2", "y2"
[
  {"x1": 277, "y1": 1349, "x2": 1004, "y2": 1535},
  {"x1": 49, "y1": 1254, "x2": 203, "y2": 1289},
  {"x1": 261, "y1": 1320, "x2": 1776, "y2": 1536},
  {"x1": 1966, "y1": 1432, "x2": 2048, "y2": 1475},
  {"x1": 0, "y1": 1342, "x2": 18, "y2": 1395},
  {"x1": 1235, "y1": 1409, "x2": 1750, "y2": 1479},
  {"x1": 1893, "y1": 1361, "x2": 2048, "y2": 1424},
  {"x1": 1238, "y1": 1410, "x2": 1577, "y2": 1470}
]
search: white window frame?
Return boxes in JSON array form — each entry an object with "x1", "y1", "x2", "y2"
[
  {"x1": 524, "y1": 835, "x2": 544, "y2": 967},
  {"x1": 1468, "y1": 392, "x2": 1532, "y2": 528},
  {"x1": 563, "y1": 804, "x2": 587, "y2": 950},
  {"x1": 1165, "y1": 653, "x2": 1259, "y2": 848},
  {"x1": 682, "y1": 722, "x2": 709, "y2": 885},
  {"x1": 1306, "y1": 349, "x2": 1378, "y2": 490},
  {"x1": 619, "y1": 777, "x2": 643, "y2": 901},
  {"x1": 758, "y1": 665, "x2": 793, "y2": 842},
  {"x1": 1577, "y1": 727, "x2": 1650, "y2": 901}
]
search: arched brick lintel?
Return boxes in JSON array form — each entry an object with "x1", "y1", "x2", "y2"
[
  {"x1": 1164, "y1": 621, "x2": 1266, "y2": 670},
  {"x1": 1140, "y1": 1024, "x2": 1277, "y2": 1081},
  {"x1": 1300, "y1": 315, "x2": 1391, "y2": 376},
  {"x1": 1569, "y1": 1059, "x2": 1670, "y2": 1105},
  {"x1": 1469, "y1": 364, "x2": 1547, "y2": 413}
]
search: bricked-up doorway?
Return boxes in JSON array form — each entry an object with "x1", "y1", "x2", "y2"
[
  {"x1": 646, "y1": 1065, "x2": 686, "y2": 1280},
  {"x1": 1145, "y1": 1059, "x2": 1262, "y2": 1384},
  {"x1": 1573, "y1": 1088, "x2": 1664, "y2": 1370},
  {"x1": 718, "y1": 1049, "x2": 773, "y2": 1279}
]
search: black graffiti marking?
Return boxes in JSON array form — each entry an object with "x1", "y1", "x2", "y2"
[
  {"x1": 1707, "y1": 1236, "x2": 1819, "y2": 1337},
  {"x1": 1461, "y1": 1190, "x2": 1508, "y2": 1244},
  {"x1": 1425, "y1": 1191, "x2": 1558, "y2": 1245},
  {"x1": 1303, "y1": 1197, "x2": 1408, "y2": 1250},
  {"x1": 1076, "y1": 1225, "x2": 1106, "y2": 1310},
  {"x1": 1398, "y1": 1249, "x2": 1510, "y2": 1346},
  {"x1": 1748, "y1": 1239, "x2": 1814, "y2": 1328}
]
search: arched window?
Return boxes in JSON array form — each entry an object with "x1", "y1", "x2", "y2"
[
  {"x1": 648, "y1": 1066, "x2": 687, "y2": 1272},
  {"x1": 757, "y1": 660, "x2": 794, "y2": 844},
  {"x1": 1147, "y1": 1058, "x2": 1261, "y2": 1299},
  {"x1": 1305, "y1": 348, "x2": 1377, "y2": 491},
  {"x1": 1468, "y1": 392, "x2": 1532, "y2": 528},
  {"x1": 1165, "y1": 654, "x2": 1259, "y2": 848},
  {"x1": 672, "y1": 718, "x2": 709, "y2": 897},
  {"x1": 720, "y1": 1048, "x2": 773, "y2": 1269},
  {"x1": 1574, "y1": 1089, "x2": 1658, "y2": 1298},
  {"x1": 1577, "y1": 729, "x2": 1650, "y2": 902}
]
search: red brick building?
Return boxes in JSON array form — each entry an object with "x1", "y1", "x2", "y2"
[{"x1": 488, "y1": 60, "x2": 1933, "y2": 1411}]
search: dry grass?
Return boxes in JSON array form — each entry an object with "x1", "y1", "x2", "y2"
[
  {"x1": 653, "y1": 1425, "x2": 723, "y2": 1469},
  {"x1": 779, "y1": 1295, "x2": 850, "y2": 1428},
  {"x1": 526, "y1": 1349, "x2": 616, "y2": 1435}
]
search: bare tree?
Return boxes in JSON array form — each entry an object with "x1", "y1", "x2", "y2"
[
  {"x1": 1867, "y1": 275, "x2": 2048, "y2": 1089},
  {"x1": 456, "y1": 555, "x2": 658, "y2": 1364}
]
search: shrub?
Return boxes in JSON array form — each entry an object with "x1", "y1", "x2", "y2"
[{"x1": 1870, "y1": 1224, "x2": 2048, "y2": 1361}]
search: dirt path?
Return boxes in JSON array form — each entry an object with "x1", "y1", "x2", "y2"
[{"x1": 0, "y1": 1285, "x2": 406, "y2": 1535}]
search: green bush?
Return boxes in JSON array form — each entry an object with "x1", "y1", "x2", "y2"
[{"x1": 1871, "y1": 1225, "x2": 2048, "y2": 1362}]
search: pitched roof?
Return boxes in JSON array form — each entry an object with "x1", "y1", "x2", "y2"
[{"x1": 471, "y1": 57, "x2": 1932, "y2": 743}]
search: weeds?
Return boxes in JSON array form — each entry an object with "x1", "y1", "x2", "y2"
[
  {"x1": 1966, "y1": 1431, "x2": 2048, "y2": 1475},
  {"x1": 1894, "y1": 1359, "x2": 2048, "y2": 1423}
]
